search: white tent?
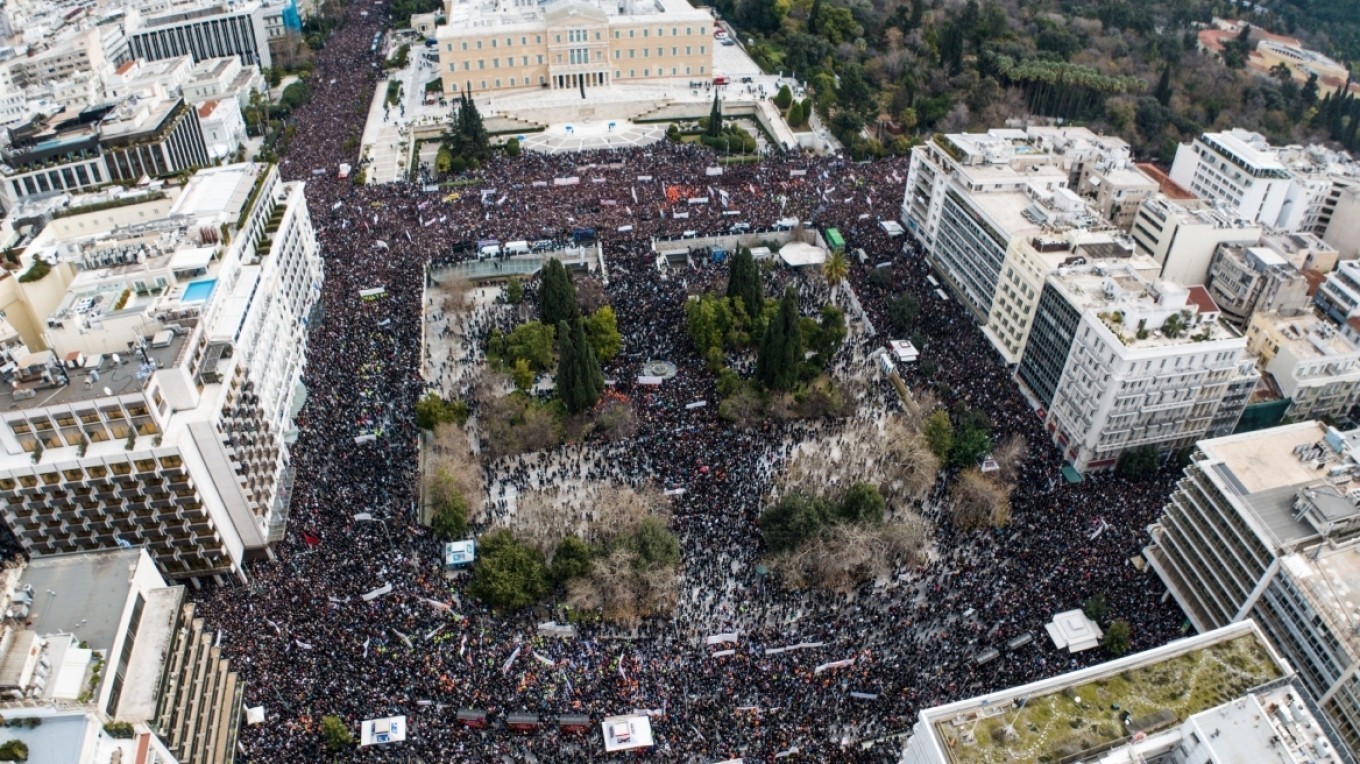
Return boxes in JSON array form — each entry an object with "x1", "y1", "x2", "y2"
[
  {"x1": 246, "y1": 706, "x2": 266, "y2": 725},
  {"x1": 778, "y1": 242, "x2": 826, "y2": 268},
  {"x1": 1045, "y1": 609, "x2": 1104, "y2": 653}
]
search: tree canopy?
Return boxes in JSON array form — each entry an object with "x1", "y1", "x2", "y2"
[
  {"x1": 556, "y1": 319, "x2": 604, "y2": 414},
  {"x1": 469, "y1": 529, "x2": 550, "y2": 610}
]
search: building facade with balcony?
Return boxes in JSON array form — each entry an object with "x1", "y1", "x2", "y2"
[
  {"x1": 1016, "y1": 263, "x2": 1255, "y2": 471},
  {"x1": 434, "y1": 0, "x2": 714, "y2": 98},
  {"x1": 1245, "y1": 311, "x2": 1360, "y2": 423},
  {"x1": 1169, "y1": 129, "x2": 1296, "y2": 227},
  {"x1": 1145, "y1": 421, "x2": 1360, "y2": 755},
  {"x1": 0, "y1": 163, "x2": 322, "y2": 584},
  {"x1": 1205, "y1": 242, "x2": 1312, "y2": 327}
]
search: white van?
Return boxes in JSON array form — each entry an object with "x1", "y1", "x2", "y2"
[
  {"x1": 503, "y1": 241, "x2": 530, "y2": 255},
  {"x1": 479, "y1": 243, "x2": 502, "y2": 257}
]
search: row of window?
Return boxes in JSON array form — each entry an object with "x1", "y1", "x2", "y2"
[
  {"x1": 449, "y1": 25, "x2": 707, "y2": 51},
  {"x1": 450, "y1": 65, "x2": 706, "y2": 90},
  {"x1": 448, "y1": 44, "x2": 705, "y2": 71}
]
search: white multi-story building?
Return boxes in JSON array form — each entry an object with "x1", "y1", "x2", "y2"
[
  {"x1": 902, "y1": 130, "x2": 1078, "y2": 323},
  {"x1": 1146, "y1": 421, "x2": 1360, "y2": 755},
  {"x1": 1205, "y1": 242, "x2": 1312, "y2": 326},
  {"x1": 900, "y1": 621, "x2": 1348, "y2": 764},
  {"x1": 1129, "y1": 194, "x2": 1261, "y2": 286},
  {"x1": 104, "y1": 56, "x2": 195, "y2": 101},
  {"x1": 1016, "y1": 263, "x2": 1255, "y2": 471},
  {"x1": 127, "y1": 1, "x2": 271, "y2": 71},
  {"x1": 0, "y1": 162, "x2": 323, "y2": 584},
  {"x1": 434, "y1": 0, "x2": 715, "y2": 97},
  {"x1": 0, "y1": 548, "x2": 242, "y2": 763},
  {"x1": 0, "y1": 97, "x2": 211, "y2": 212},
  {"x1": 983, "y1": 229, "x2": 1156, "y2": 365},
  {"x1": 1245, "y1": 311, "x2": 1360, "y2": 423},
  {"x1": 195, "y1": 99, "x2": 245, "y2": 160},
  {"x1": 1170, "y1": 129, "x2": 1296, "y2": 227}
]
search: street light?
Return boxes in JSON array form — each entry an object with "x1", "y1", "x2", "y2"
[{"x1": 350, "y1": 511, "x2": 394, "y2": 546}]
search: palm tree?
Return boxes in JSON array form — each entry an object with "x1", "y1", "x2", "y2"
[{"x1": 823, "y1": 250, "x2": 849, "y2": 303}]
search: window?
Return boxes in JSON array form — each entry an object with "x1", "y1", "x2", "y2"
[
  {"x1": 614, "y1": 50, "x2": 620, "y2": 59},
  {"x1": 461, "y1": 41, "x2": 467, "y2": 50},
  {"x1": 495, "y1": 78, "x2": 501, "y2": 87},
  {"x1": 493, "y1": 58, "x2": 500, "y2": 68},
  {"x1": 478, "y1": 60, "x2": 485, "y2": 69},
  {"x1": 476, "y1": 40, "x2": 482, "y2": 49},
  {"x1": 491, "y1": 38, "x2": 497, "y2": 47},
  {"x1": 555, "y1": 34, "x2": 561, "y2": 43},
  {"x1": 700, "y1": 45, "x2": 706, "y2": 54}
]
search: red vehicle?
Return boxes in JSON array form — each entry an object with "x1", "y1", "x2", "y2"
[{"x1": 713, "y1": 75, "x2": 729, "y2": 85}]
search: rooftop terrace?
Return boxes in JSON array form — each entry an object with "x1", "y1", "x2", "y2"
[{"x1": 935, "y1": 633, "x2": 1284, "y2": 764}]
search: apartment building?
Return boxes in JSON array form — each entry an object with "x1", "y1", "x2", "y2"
[
  {"x1": 127, "y1": 1, "x2": 271, "y2": 71},
  {"x1": 982, "y1": 229, "x2": 1155, "y2": 365},
  {"x1": 902, "y1": 130, "x2": 1075, "y2": 322},
  {"x1": 1145, "y1": 421, "x2": 1360, "y2": 754},
  {"x1": 434, "y1": 0, "x2": 714, "y2": 98},
  {"x1": 1169, "y1": 129, "x2": 1295, "y2": 227},
  {"x1": 900, "y1": 621, "x2": 1349, "y2": 764},
  {"x1": 0, "y1": 163, "x2": 323, "y2": 584},
  {"x1": 1017, "y1": 263, "x2": 1255, "y2": 471},
  {"x1": 12, "y1": 28, "x2": 115, "y2": 90},
  {"x1": 105, "y1": 56, "x2": 195, "y2": 101},
  {"x1": 1130, "y1": 194, "x2": 1262, "y2": 286},
  {"x1": 1245, "y1": 311, "x2": 1360, "y2": 423},
  {"x1": 0, "y1": 97, "x2": 211, "y2": 212},
  {"x1": 1205, "y1": 242, "x2": 1311, "y2": 326},
  {"x1": 1317, "y1": 260, "x2": 1360, "y2": 325},
  {"x1": 0, "y1": 548, "x2": 241, "y2": 763}
]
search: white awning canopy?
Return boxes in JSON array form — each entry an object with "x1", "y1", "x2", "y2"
[
  {"x1": 168, "y1": 246, "x2": 215, "y2": 272},
  {"x1": 778, "y1": 242, "x2": 826, "y2": 268},
  {"x1": 1045, "y1": 609, "x2": 1104, "y2": 653}
]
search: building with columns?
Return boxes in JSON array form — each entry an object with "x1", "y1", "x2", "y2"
[{"x1": 434, "y1": 0, "x2": 715, "y2": 98}]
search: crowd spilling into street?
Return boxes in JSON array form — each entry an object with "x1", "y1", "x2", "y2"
[{"x1": 193, "y1": 1, "x2": 1190, "y2": 761}]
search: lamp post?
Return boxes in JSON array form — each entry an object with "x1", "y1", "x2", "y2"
[{"x1": 354, "y1": 512, "x2": 393, "y2": 550}]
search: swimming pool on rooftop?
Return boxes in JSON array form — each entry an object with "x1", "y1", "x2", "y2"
[{"x1": 182, "y1": 278, "x2": 217, "y2": 303}]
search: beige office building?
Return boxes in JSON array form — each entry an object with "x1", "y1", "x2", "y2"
[{"x1": 435, "y1": 0, "x2": 715, "y2": 97}]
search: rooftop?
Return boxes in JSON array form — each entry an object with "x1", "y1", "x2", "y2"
[
  {"x1": 18, "y1": 549, "x2": 141, "y2": 652},
  {"x1": 0, "y1": 335, "x2": 187, "y2": 410},
  {"x1": 1050, "y1": 263, "x2": 1243, "y2": 349},
  {"x1": 441, "y1": 0, "x2": 710, "y2": 33},
  {"x1": 1284, "y1": 540, "x2": 1360, "y2": 666},
  {"x1": 1136, "y1": 163, "x2": 1198, "y2": 201},
  {"x1": 1262, "y1": 312, "x2": 1360, "y2": 361},
  {"x1": 1201, "y1": 129, "x2": 1289, "y2": 175},
  {"x1": 921, "y1": 624, "x2": 1285, "y2": 764}
]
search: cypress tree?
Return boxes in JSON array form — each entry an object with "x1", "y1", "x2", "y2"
[
  {"x1": 1154, "y1": 64, "x2": 1173, "y2": 107},
  {"x1": 725, "y1": 247, "x2": 763, "y2": 318},
  {"x1": 556, "y1": 319, "x2": 603, "y2": 413},
  {"x1": 539, "y1": 259, "x2": 579, "y2": 326},
  {"x1": 706, "y1": 91, "x2": 723, "y2": 138},
  {"x1": 756, "y1": 288, "x2": 804, "y2": 391}
]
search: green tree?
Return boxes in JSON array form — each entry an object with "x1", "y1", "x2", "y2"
[
  {"x1": 505, "y1": 277, "x2": 525, "y2": 304},
  {"x1": 805, "y1": 304, "x2": 845, "y2": 364},
  {"x1": 1083, "y1": 593, "x2": 1110, "y2": 623},
  {"x1": 725, "y1": 247, "x2": 763, "y2": 319},
  {"x1": 950, "y1": 409, "x2": 992, "y2": 468},
  {"x1": 836, "y1": 482, "x2": 885, "y2": 525},
  {"x1": 510, "y1": 358, "x2": 535, "y2": 391},
  {"x1": 756, "y1": 288, "x2": 804, "y2": 391},
  {"x1": 889, "y1": 293, "x2": 919, "y2": 333},
  {"x1": 583, "y1": 306, "x2": 622, "y2": 361},
  {"x1": 706, "y1": 91, "x2": 723, "y2": 138},
  {"x1": 774, "y1": 84, "x2": 793, "y2": 109},
  {"x1": 320, "y1": 716, "x2": 353, "y2": 751},
  {"x1": 430, "y1": 487, "x2": 469, "y2": 540},
  {"x1": 759, "y1": 493, "x2": 832, "y2": 552},
  {"x1": 1117, "y1": 445, "x2": 1159, "y2": 479},
  {"x1": 551, "y1": 535, "x2": 594, "y2": 583},
  {"x1": 836, "y1": 62, "x2": 873, "y2": 114},
  {"x1": 539, "y1": 258, "x2": 579, "y2": 326},
  {"x1": 442, "y1": 87, "x2": 490, "y2": 165},
  {"x1": 469, "y1": 529, "x2": 549, "y2": 610},
  {"x1": 416, "y1": 392, "x2": 468, "y2": 430},
  {"x1": 923, "y1": 410, "x2": 954, "y2": 460},
  {"x1": 1154, "y1": 64, "x2": 1173, "y2": 107},
  {"x1": 556, "y1": 319, "x2": 604, "y2": 414},
  {"x1": 786, "y1": 100, "x2": 803, "y2": 128},
  {"x1": 504, "y1": 137, "x2": 521, "y2": 156},
  {"x1": 1102, "y1": 618, "x2": 1132, "y2": 656},
  {"x1": 504, "y1": 321, "x2": 557, "y2": 371},
  {"x1": 618, "y1": 516, "x2": 681, "y2": 570}
]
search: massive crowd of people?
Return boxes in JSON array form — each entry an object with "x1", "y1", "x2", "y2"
[{"x1": 193, "y1": 1, "x2": 1190, "y2": 761}]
